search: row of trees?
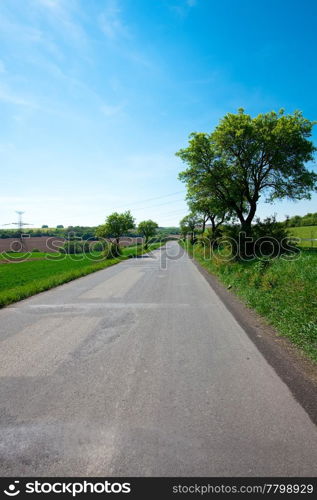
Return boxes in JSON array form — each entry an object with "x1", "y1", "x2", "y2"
[
  {"x1": 177, "y1": 109, "x2": 317, "y2": 255},
  {"x1": 283, "y1": 212, "x2": 317, "y2": 227},
  {"x1": 0, "y1": 223, "x2": 173, "y2": 240},
  {"x1": 42, "y1": 225, "x2": 64, "y2": 228},
  {"x1": 0, "y1": 226, "x2": 95, "y2": 239},
  {"x1": 96, "y1": 211, "x2": 159, "y2": 250}
]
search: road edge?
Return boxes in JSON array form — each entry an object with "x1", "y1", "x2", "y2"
[{"x1": 188, "y1": 251, "x2": 317, "y2": 427}]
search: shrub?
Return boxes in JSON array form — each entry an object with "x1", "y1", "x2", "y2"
[
  {"x1": 251, "y1": 217, "x2": 294, "y2": 257},
  {"x1": 31, "y1": 248, "x2": 41, "y2": 252},
  {"x1": 220, "y1": 217, "x2": 298, "y2": 260},
  {"x1": 60, "y1": 240, "x2": 91, "y2": 254},
  {"x1": 91, "y1": 241, "x2": 106, "y2": 252}
]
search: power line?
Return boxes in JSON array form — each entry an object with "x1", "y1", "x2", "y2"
[
  {"x1": 3, "y1": 211, "x2": 33, "y2": 230},
  {"x1": 112, "y1": 190, "x2": 186, "y2": 210},
  {"x1": 158, "y1": 207, "x2": 187, "y2": 216},
  {"x1": 132, "y1": 198, "x2": 186, "y2": 211},
  {"x1": 158, "y1": 212, "x2": 184, "y2": 224}
]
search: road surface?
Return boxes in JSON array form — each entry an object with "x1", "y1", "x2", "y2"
[{"x1": 0, "y1": 241, "x2": 317, "y2": 476}]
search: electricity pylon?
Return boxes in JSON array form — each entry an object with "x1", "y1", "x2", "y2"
[{"x1": 3, "y1": 211, "x2": 33, "y2": 250}]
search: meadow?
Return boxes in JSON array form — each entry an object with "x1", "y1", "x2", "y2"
[
  {"x1": 0, "y1": 243, "x2": 163, "y2": 308},
  {"x1": 181, "y1": 241, "x2": 317, "y2": 362},
  {"x1": 288, "y1": 225, "x2": 317, "y2": 247}
]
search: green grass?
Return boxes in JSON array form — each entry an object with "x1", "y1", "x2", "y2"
[
  {"x1": 0, "y1": 251, "x2": 49, "y2": 261},
  {"x1": 288, "y1": 225, "x2": 317, "y2": 247},
  {"x1": 181, "y1": 241, "x2": 317, "y2": 362},
  {"x1": 0, "y1": 243, "x2": 163, "y2": 308}
]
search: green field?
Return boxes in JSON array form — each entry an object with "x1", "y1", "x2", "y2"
[
  {"x1": 288, "y1": 225, "x2": 317, "y2": 247},
  {"x1": 0, "y1": 243, "x2": 163, "y2": 308},
  {"x1": 0, "y1": 251, "x2": 49, "y2": 261},
  {"x1": 181, "y1": 241, "x2": 317, "y2": 362}
]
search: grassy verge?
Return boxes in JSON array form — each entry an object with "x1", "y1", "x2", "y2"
[
  {"x1": 0, "y1": 243, "x2": 163, "y2": 308},
  {"x1": 180, "y1": 241, "x2": 317, "y2": 362}
]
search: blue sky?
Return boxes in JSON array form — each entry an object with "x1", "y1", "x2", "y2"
[{"x1": 1, "y1": 0, "x2": 316, "y2": 228}]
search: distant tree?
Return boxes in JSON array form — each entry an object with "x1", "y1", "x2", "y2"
[
  {"x1": 179, "y1": 220, "x2": 189, "y2": 240},
  {"x1": 96, "y1": 211, "x2": 135, "y2": 248},
  {"x1": 157, "y1": 227, "x2": 180, "y2": 235},
  {"x1": 180, "y1": 213, "x2": 202, "y2": 244},
  {"x1": 284, "y1": 215, "x2": 290, "y2": 227},
  {"x1": 177, "y1": 109, "x2": 317, "y2": 237},
  {"x1": 56, "y1": 225, "x2": 64, "y2": 228},
  {"x1": 138, "y1": 220, "x2": 158, "y2": 248},
  {"x1": 41, "y1": 225, "x2": 49, "y2": 228}
]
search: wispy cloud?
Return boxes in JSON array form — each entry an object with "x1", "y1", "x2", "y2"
[
  {"x1": 0, "y1": 81, "x2": 89, "y2": 121},
  {"x1": 98, "y1": 0, "x2": 160, "y2": 73},
  {"x1": 0, "y1": 0, "x2": 102, "y2": 118},
  {"x1": 100, "y1": 102, "x2": 126, "y2": 117},
  {"x1": 171, "y1": 0, "x2": 198, "y2": 18},
  {"x1": 0, "y1": 14, "x2": 44, "y2": 45},
  {"x1": 99, "y1": 0, "x2": 130, "y2": 40},
  {"x1": 34, "y1": 0, "x2": 89, "y2": 49},
  {"x1": 0, "y1": 142, "x2": 15, "y2": 153},
  {"x1": 0, "y1": 0, "x2": 87, "y2": 61},
  {"x1": 34, "y1": 0, "x2": 62, "y2": 9},
  {"x1": 0, "y1": 85, "x2": 37, "y2": 108}
]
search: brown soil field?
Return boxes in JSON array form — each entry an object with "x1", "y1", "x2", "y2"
[{"x1": 0, "y1": 236, "x2": 144, "y2": 253}]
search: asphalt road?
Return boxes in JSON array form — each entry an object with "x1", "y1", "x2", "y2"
[{"x1": 0, "y1": 241, "x2": 317, "y2": 476}]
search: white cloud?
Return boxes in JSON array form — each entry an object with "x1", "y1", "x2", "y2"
[
  {"x1": 99, "y1": 0, "x2": 130, "y2": 40},
  {"x1": 0, "y1": 82, "x2": 85, "y2": 119},
  {"x1": 0, "y1": 85, "x2": 37, "y2": 108},
  {"x1": 0, "y1": 142, "x2": 14, "y2": 153},
  {"x1": 171, "y1": 0, "x2": 197, "y2": 18},
  {"x1": 100, "y1": 102, "x2": 125, "y2": 117},
  {"x1": 35, "y1": 0, "x2": 61, "y2": 8},
  {"x1": 98, "y1": 1, "x2": 159, "y2": 73},
  {"x1": 29, "y1": 0, "x2": 90, "y2": 51}
]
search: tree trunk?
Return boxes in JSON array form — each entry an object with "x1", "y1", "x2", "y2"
[
  {"x1": 243, "y1": 201, "x2": 257, "y2": 235},
  {"x1": 190, "y1": 230, "x2": 195, "y2": 245},
  {"x1": 210, "y1": 216, "x2": 216, "y2": 233},
  {"x1": 236, "y1": 200, "x2": 257, "y2": 236},
  {"x1": 236, "y1": 201, "x2": 258, "y2": 258}
]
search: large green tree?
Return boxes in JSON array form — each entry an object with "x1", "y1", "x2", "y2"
[
  {"x1": 96, "y1": 211, "x2": 135, "y2": 246},
  {"x1": 138, "y1": 219, "x2": 158, "y2": 248},
  {"x1": 177, "y1": 109, "x2": 317, "y2": 235}
]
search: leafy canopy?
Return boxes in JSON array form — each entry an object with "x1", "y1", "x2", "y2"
[
  {"x1": 177, "y1": 109, "x2": 317, "y2": 231},
  {"x1": 96, "y1": 211, "x2": 135, "y2": 240},
  {"x1": 179, "y1": 213, "x2": 202, "y2": 243},
  {"x1": 138, "y1": 220, "x2": 158, "y2": 241}
]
